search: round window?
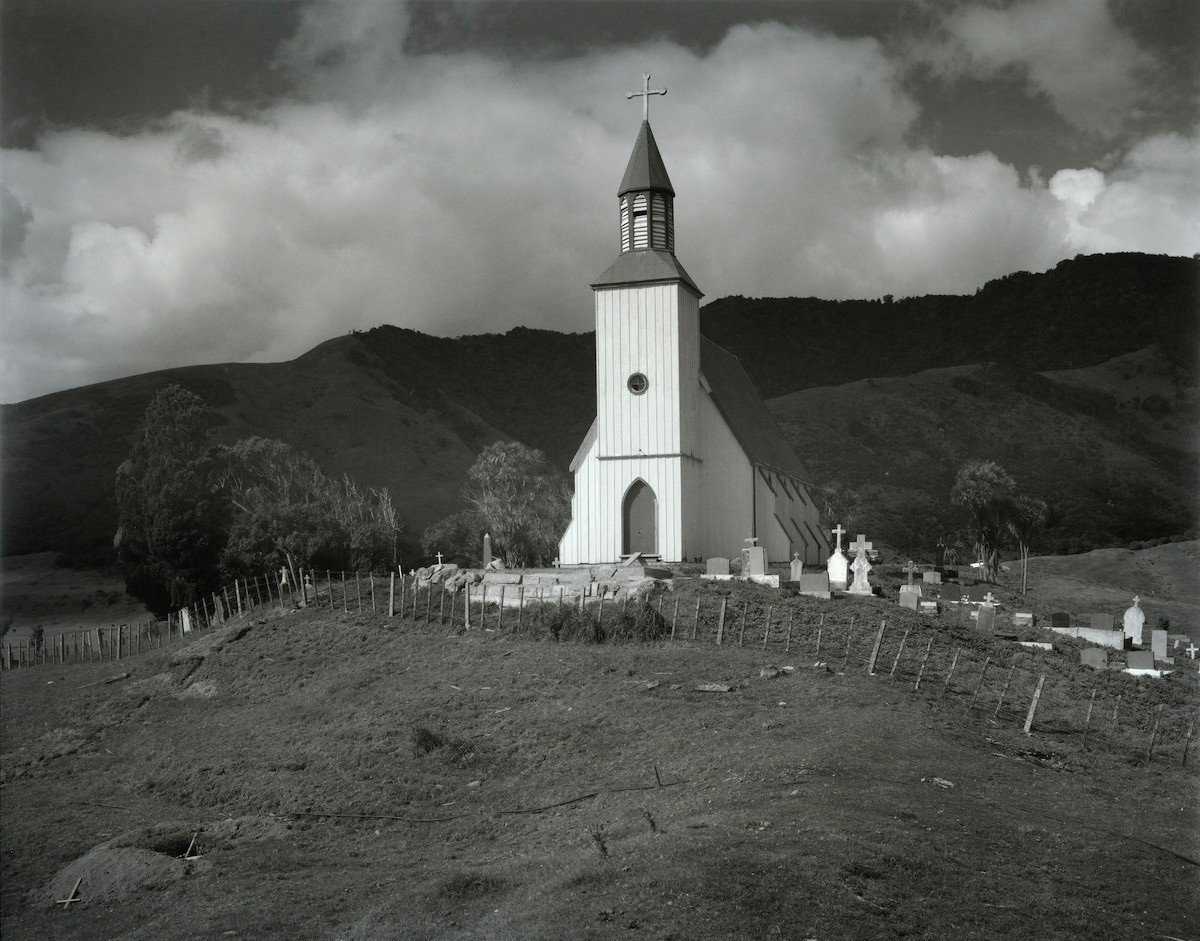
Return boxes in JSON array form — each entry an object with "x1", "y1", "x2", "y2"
[{"x1": 627, "y1": 373, "x2": 649, "y2": 395}]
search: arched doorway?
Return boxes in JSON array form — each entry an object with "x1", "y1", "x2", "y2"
[{"x1": 622, "y1": 479, "x2": 657, "y2": 556}]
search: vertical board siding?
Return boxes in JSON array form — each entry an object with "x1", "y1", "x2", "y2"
[{"x1": 698, "y1": 390, "x2": 754, "y2": 560}]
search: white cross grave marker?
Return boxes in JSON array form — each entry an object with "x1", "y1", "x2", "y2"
[
  {"x1": 831, "y1": 524, "x2": 846, "y2": 553},
  {"x1": 849, "y1": 534, "x2": 873, "y2": 557},
  {"x1": 435, "y1": 552, "x2": 444, "y2": 566},
  {"x1": 983, "y1": 591, "x2": 997, "y2": 605},
  {"x1": 626, "y1": 72, "x2": 667, "y2": 121},
  {"x1": 1186, "y1": 643, "x2": 1197, "y2": 660},
  {"x1": 904, "y1": 560, "x2": 918, "y2": 585}
]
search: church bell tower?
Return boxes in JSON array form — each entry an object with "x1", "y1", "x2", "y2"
[{"x1": 588, "y1": 74, "x2": 703, "y2": 562}]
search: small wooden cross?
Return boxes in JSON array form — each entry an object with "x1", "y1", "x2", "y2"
[
  {"x1": 904, "y1": 560, "x2": 918, "y2": 584},
  {"x1": 1186, "y1": 643, "x2": 1197, "y2": 660},
  {"x1": 983, "y1": 591, "x2": 997, "y2": 605},
  {"x1": 56, "y1": 877, "x2": 82, "y2": 908},
  {"x1": 831, "y1": 524, "x2": 846, "y2": 551},
  {"x1": 435, "y1": 552, "x2": 444, "y2": 566},
  {"x1": 849, "y1": 534, "x2": 872, "y2": 557},
  {"x1": 626, "y1": 72, "x2": 667, "y2": 121}
]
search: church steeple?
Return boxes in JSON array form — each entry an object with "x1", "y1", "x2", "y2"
[{"x1": 618, "y1": 121, "x2": 675, "y2": 254}]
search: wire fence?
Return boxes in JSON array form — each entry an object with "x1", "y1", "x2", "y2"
[{"x1": 4, "y1": 570, "x2": 1195, "y2": 770}]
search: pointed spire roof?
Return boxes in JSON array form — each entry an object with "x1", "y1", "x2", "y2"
[{"x1": 618, "y1": 121, "x2": 674, "y2": 197}]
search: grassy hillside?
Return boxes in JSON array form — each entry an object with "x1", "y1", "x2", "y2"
[
  {"x1": 770, "y1": 348, "x2": 1198, "y2": 556},
  {"x1": 2, "y1": 588, "x2": 1197, "y2": 939},
  {"x1": 2, "y1": 252, "x2": 1195, "y2": 561},
  {"x1": 700, "y1": 252, "x2": 1199, "y2": 397}
]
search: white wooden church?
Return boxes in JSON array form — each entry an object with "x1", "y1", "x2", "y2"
[{"x1": 558, "y1": 84, "x2": 828, "y2": 566}]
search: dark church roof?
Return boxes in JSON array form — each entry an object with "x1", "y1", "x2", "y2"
[
  {"x1": 618, "y1": 121, "x2": 675, "y2": 197},
  {"x1": 591, "y1": 249, "x2": 702, "y2": 296},
  {"x1": 699, "y1": 337, "x2": 813, "y2": 485}
]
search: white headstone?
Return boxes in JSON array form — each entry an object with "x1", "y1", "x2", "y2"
[
  {"x1": 1122, "y1": 596, "x2": 1146, "y2": 646},
  {"x1": 789, "y1": 552, "x2": 803, "y2": 582},
  {"x1": 745, "y1": 545, "x2": 768, "y2": 577},
  {"x1": 1150, "y1": 628, "x2": 1168, "y2": 662},
  {"x1": 827, "y1": 550, "x2": 849, "y2": 591},
  {"x1": 180, "y1": 608, "x2": 192, "y2": 634},
  {"x1": 847, "y1": 534, "x2": 873, "y2": 595},
  {"x1": 848, "y1": 553, "x2": 872, "y2": 595}
]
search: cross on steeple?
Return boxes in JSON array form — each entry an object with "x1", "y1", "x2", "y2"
[{"x1": 626, "y1": 72, "x2": 667, "y2": 121}]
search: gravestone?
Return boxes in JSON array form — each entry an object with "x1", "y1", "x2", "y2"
[
  {"x1": 1051, "y1": 612, "x2": 1070, "y2": 629},
  {"x1": 180, "y1": 608, "x2": 192, "y2": 634},
  {"x1": 827, "y1": 524, "x2": 850, "y2": 591},
  {"x1": 966, "y1": 585, "x2": 989, "y2": 603},
  {"x1": 903, "y1": 560, "x2": 919, "y2": 585},
  {"x1": 922, "y1": 570, "x2": 942, "y2": 585},
  {"x1": 745, "y1": 545, "x2": 768, "y2": 577},
  {"x1": 1080, "y1": 648, "x2": 1109, "y2": 671},
  {"x1": 798, "y1": 573, "x2": 831, "y2": 599},
  {"x1": 789, "y1": 552, "x2": 804, "y2": 583},
  {"x1": 899, "y1": 587, "x2": 920, "y2": 611},
  {"x1": 976, "y1": 604, "x2": 997, "y2": 633},
  {"x1": 482, "y1": 532, "x2": 493, "y2": 568},
  {"x1": 1122, "y1": 596, "x2": 1146, "y2": 646},
  {"x1": 1126, "y1": 649, "x2": 1154, "y2": 670},
  {"x1": 847, "y1": 534, "x2": 874, "y2": 595},
  {"x1": 1150, "y1": 629, "x2": 1168, "y2": 662},
  {"x1": 706, "y1": 557, "x2": 730, "y2": 576},
  {"x1": 1012, "y1": 612, "x2": 1034, "y2": 628},
  {"x1": 1089, "y1": 613, "x2": 1115, "y2": 632},
  {"x1": 918, "y1": 600, "x2": 939, "y2": 615}
]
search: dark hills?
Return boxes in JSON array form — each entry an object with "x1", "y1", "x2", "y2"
[{"x1": 3, "y1": 252, "x2": 1197, "y2": 563}]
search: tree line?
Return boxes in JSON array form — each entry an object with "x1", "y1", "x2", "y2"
[{"x1": 116, "y1": 385, "x2": 569, "y2": 616}]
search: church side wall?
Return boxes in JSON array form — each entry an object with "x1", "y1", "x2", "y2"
[
  {"x1": 753, "y1": 468, "x2": 828, "y2": 567},
  {"x1": 697, "y1": 389, "x2": 753, "y2": 560}
]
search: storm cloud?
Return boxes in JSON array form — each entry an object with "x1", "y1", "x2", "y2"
[{"x1": 2, "y1": 2, "x2": 1196, "y2": 401}]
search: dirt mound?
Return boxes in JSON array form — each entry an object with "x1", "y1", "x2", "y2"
[
  {"x1": 42, "y1": 816, "x2": 290, "y2": 907},
  {"x1": 44, "y1": 846, "x2": 201, "y2": 907}
]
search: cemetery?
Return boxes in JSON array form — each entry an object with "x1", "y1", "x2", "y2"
[{"x1": 2, "y1": 14, "x2": 1197, "y2": 937}]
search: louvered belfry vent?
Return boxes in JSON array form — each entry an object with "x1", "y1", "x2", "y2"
[{"x1": 617, "y1": 121, "x2": 676, "y2": 254}]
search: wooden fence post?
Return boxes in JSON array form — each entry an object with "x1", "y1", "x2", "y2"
[
  {"x1": 671, "y1": 598, "x2": 679, "y2": 639},
  {"x1": 762, "y1": 606, "x2": 773, "y2": 649},
  {"x1": 369, "y1": 573, "x2": 376, "y2": 613},
  {"x1": 439, "y1": 586, "x2": 447, "y2": 624},
  {"x1": 1023, "y1": 675, "x2": 1046, "y2": 734},
  {"x1": 889, "y1": 628, "x2": 909, "y2": 677},
  {"x1": 942, "y1": 647, "x2": 961, "y2": 696},
  {"x1": 1110, "y1": 695, "x2": 1122, "y2": 730},
  {"x1": 969, "y1": 657, "x2": 991, "y2": 704},
  {"x1": 355, "y1": 572, "x2": 362, "y2": 614},
  {"x1": 1081, "y1": 689, "x2": 1097, "y2": 748},
  {"x1": 841, "y1": 619, "x2": 856, "y2": 673},
  {"x1": 866, "y1": 621, "x2": 886, "y2": 675},
  {"x1": 692, "y1": 598, "x2": 701, "y2": 640},
  {"x1": 498, "y1": 587, "x2": 506, "y2": 632},
  {"x1": 815, "y1": 619, "x2": 823, "y2": 661},
  {"x1": 994, "y1": 665, "x2": 1016, "y2": 718},
  {"x1": 518, "y1": 586, "x2": 525, "y2": 632},
  {"x1": 738, "y1": 603, "x2": 748, "y2": 646},
  {"x1": 1183, "y1": 720, "x2": 1194, "y2": 768},
  {"x1": 464, "y1": 584, "x2": 471, "y2": 630},
  {"x1": 785, "y1": 612, "x2": 794, "y2": 653},
  {"x1": 1146, "y1": 704, "x2": 1163, "y2": 761},
  {"x1": 715, "y1": 598, "x2": 727, "y2": 645},
  {"x1": 912, "y1": 637, "x2": 934, "y2": 691}
]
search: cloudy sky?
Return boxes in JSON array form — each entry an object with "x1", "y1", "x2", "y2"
[{"x1": 2, "y1": 0, "x2": 1197, "y2": 402}]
